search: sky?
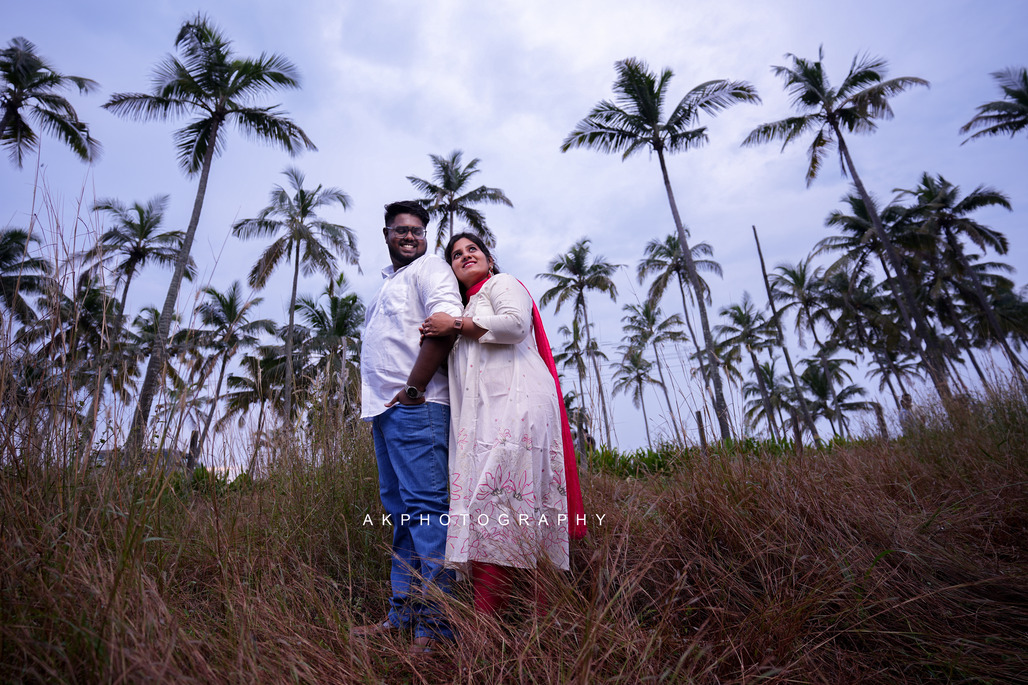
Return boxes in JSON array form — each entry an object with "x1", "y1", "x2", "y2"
[{"x1": 3, "y1": 0, "x2": 1026, "y2": 453}]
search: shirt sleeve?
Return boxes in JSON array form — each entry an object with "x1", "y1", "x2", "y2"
[
  {"x1": 418, "y1": 255, "x2": 463, "y2": 317},
  {"x1": 476, "y1": 274, "x2": 533, "y2": 345}
]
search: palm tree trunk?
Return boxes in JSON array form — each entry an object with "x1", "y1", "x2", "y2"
[
  {"x1": 639, "y1": 387, "x2": 652, "y2": 450},
  {"x1": 581, "y1": 305, "x2": 613, "y2": 446},
  {"x1": 675, "y1": 274, "x2": 717, "y2": 411},
  {"x1": 283, "y1": 244, "x2": 301, "y2": 423},
  {"x1": 873, "y1": 350, "x2": 902, "y2": 409},
  {"x1": 964, "y1": 345, "x2": 989, "y2": 387},
  {"x1": 574, "y1": 369, "x2": 588, "y2": 457},
  {"x1": 883, "y1": 352, "x2": 910, "y2": 396},
  {"x1": 651, "y1": 341, "x2": 682, "y2": 442},
  {"x1": 944, "y1": 307, "x2": 990, "y2": 387},
  {"x1": 805, "y1": 317, "x2": 843, "y2": 433},
  {"x1": 656, "y1": 149, "x2": 730, "y2": 441},
  {"x1": 832, "y1": 125, "x2": 951, "y2": 403},
  {"x1": 660, "y1": 346, "x2": 692, "y2": 437},
  {"x1": 946, "y1": 231, "x2": 1028, "y2": 384},
  {"x1": 246, "y1": 398, "x2": 267, "y2": 479},
  {"x1": 752, "y1": 225, "x2": 820, "y2": 441},
  {"x1": 75, "y1": 267, "x2": 137, "y2": 463},
  {"x1": 946, "y1": 355, "x2": 971, "y2": 394},
  {"x1": 127, "y1": 118, "x2": 223, "y2": 455},
  {"x1": 193, "y1": 354, "x2": 230, "y2": 469},
  {"x1": 748, "y1": 350, "x2": 781, "y2": 441},
  {"x1": 884, "y1": 374, "x2": 901, "y2": 410}
]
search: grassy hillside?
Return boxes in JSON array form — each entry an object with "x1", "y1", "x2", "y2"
[{"x1": 2, "y1": 391, "x2": 1026, "y2": 683}]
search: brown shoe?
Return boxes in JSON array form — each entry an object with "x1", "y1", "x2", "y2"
[{"x1": 351, "y1": 620, "x2": 398, "y2": 639}]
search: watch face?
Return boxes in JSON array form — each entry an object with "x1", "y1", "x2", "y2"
[{"x1": 405, "y1": 386, "x2": 420, "y2": 399}]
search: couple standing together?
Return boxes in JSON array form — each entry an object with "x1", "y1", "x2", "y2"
[{"x1": 355, "y1": 201, "x2": 586, "y2": 654}]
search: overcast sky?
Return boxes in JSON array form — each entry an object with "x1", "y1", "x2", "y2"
[{"x1": 4, "y1": 0, "x2": 1026, "y2": 451}]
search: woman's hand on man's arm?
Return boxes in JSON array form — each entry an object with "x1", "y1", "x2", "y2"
[{"x1": 421, "y1": 312, "x2": 488, "y2": 341}]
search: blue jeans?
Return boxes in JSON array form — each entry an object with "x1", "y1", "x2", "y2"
[{"x1": 372, "y1": 402, "x2": 454, "y2": 640}]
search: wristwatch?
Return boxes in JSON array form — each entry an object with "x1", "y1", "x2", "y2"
[
  {"x1": 404, "y1": 384, "x2": 426, "y2": 400},
  {"x1": 453, "y1": 317, "x2": 464, "y2": 331}
]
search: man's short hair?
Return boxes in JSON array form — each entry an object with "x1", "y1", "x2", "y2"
[{"x1": 384, "y1": 200, "x2": 430, "y2": 227}]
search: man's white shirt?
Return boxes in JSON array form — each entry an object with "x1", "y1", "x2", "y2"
[{"x1": 360, "y1": 254, "x2": 463, "y2": 419}]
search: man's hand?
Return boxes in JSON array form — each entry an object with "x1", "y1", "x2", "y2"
[{"x1": 385, "y1": 389, "x2": 426, "y2": 408}]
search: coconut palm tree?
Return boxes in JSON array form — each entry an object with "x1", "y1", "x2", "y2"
[
  {"x1": 867, "y1": 348, "x2": 920, "y2": 409},
  {"x1": 817, "y1": 193, "x2": 923, "y2": 361},
  {"x1": 0, "y1": 37, "x2": 100, "y2": 167},
  {"x1": 970, "y1": 284, "x2": 1028, "y2": 354},
  {"x1": 818, "y1": 192, "x2": 913, "y2": 276},
  {"x1": 818, "y1": 266, "x2": 895, "y2": 360},
  {"x1": 636, "y1": 232, "x2": 721, "y2": 397},
  {"x1": 612, "y1": 345, "x2": 661, "y2": 450},
  {"x1": 130, "y1": 306, "x2": 187, "y2": 385},
  {"x1": 539, "y1": 238, "x2": 619, "y2": 446},
  {"x1": 742, "y1": 360, "x2": 790, "y2": 437},
  {"x1": 798, "y1": 357, "x2": 873, "y2": 439},
  {"x1": 960, "y1": 67, "x2": 1028, "y2": 143},
  {"x1": 0, "y1": 227, "x2": 50, "y2": 326},
  {"x1": 104, "y1": 14, "x2": 316, "y2": 450},
  {"x1": 82, "y1": 196, "x2": 191, "y2": 318},
  {"x1": 919, "y1": 250, "x2": 1018, "y2": 387},
  {"x1": 562, "y1": 58, "x2": 758, "y2": 441},
  {"x1": 553, "y1": 319, "x2": 603, "y2": 454},
  {"x1": 894, "y1": 172, "x2": 1025, "y2": 380},
  {"x1": 696, "y1": 329, "x2": 743, "y2": 433},
  {"x1": 220, "y1": 352, "x2": 277, "y2": 476},
  {"x1": 714, "y1": 293, "x2": 781, "y2": 441},
  {"x1": 752, "y1": 225, "x2": 820, "y2": 441},
  {"x1": 191, "y1": 281, "x2": 274, "y2": 465},
  {"x1": 36, "y1": 272, "x2": 127, "y2": 402},
  {"x1": 621, "y1": 300, "x2": 687, "y2": 441},
  {"x1": 741, "y1": 47, "x2": 950, "y2": 400},
  {"x1": 295, "y1": 273, "x2": 365, "y2": 419},
  {"x1": 15, "y1": 272, "x2": 122, "y2": 437},
  {"x1": 232, "y1": 167, "x2": 356, "y2": 421},
  {"x1": 76, "y1": 196, "x2": 193, "y2": 454},
  {"x1": 407, "y1": 150, "x2": 513, "y2": 251},
  {"x1": 77, "y1": 196, "x2": 194, "y2": 420},
  {"x1": 770, "y1": 257, "x2": 831, "y2": 350}
]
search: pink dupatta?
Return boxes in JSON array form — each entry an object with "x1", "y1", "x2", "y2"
[{"x1": 466, "y1": 276, "x2": 587, "y2": 539}]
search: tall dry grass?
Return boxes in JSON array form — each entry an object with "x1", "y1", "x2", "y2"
[{"x1": 2, "y1": 384, "x2": 1027, "y2": 683}]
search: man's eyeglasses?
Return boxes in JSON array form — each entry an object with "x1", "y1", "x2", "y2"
[{"x1": 387, "y1": 225, "x2": 426, "y2": 238}]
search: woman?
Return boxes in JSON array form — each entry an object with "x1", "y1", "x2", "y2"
[{"x1": 420, "y1": 233, "x2": 585, "y2": 616}]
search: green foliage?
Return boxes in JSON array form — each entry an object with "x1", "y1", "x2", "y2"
[
  {"x1": 0, "y1": 36, "x2": 101, "y2": 166},
  {"x1": 713, "y1": 435, "x2": 798, "y2": 458},
  {"x1": 590, "y1": 440, "x2": 690, "y2": 477}
]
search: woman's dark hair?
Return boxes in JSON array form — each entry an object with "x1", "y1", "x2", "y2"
[{"x1": 445, "y1": 232, "x2": 501, "y2": 301}]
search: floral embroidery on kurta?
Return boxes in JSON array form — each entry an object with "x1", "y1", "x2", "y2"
[{"x1": 445, "y1": 274, "x2": 570, "y2": 570}]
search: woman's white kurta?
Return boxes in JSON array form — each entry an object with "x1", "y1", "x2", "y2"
[{"x1": 445, "y1": 274, "x2": 570, "y2": 570}]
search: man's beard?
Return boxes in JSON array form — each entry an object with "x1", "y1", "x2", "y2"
[{"x1": 389, "y1": 241, "x2": 426, "y2": 267}]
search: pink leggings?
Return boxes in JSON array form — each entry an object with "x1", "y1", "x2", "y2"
[{"x1": 471, "y1": 561, "x2": 549, "y2": 616}]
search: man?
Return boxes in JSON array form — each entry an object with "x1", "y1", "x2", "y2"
[{"x1": 354, "y1": 200, "x2": 462, "y2": 653}]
